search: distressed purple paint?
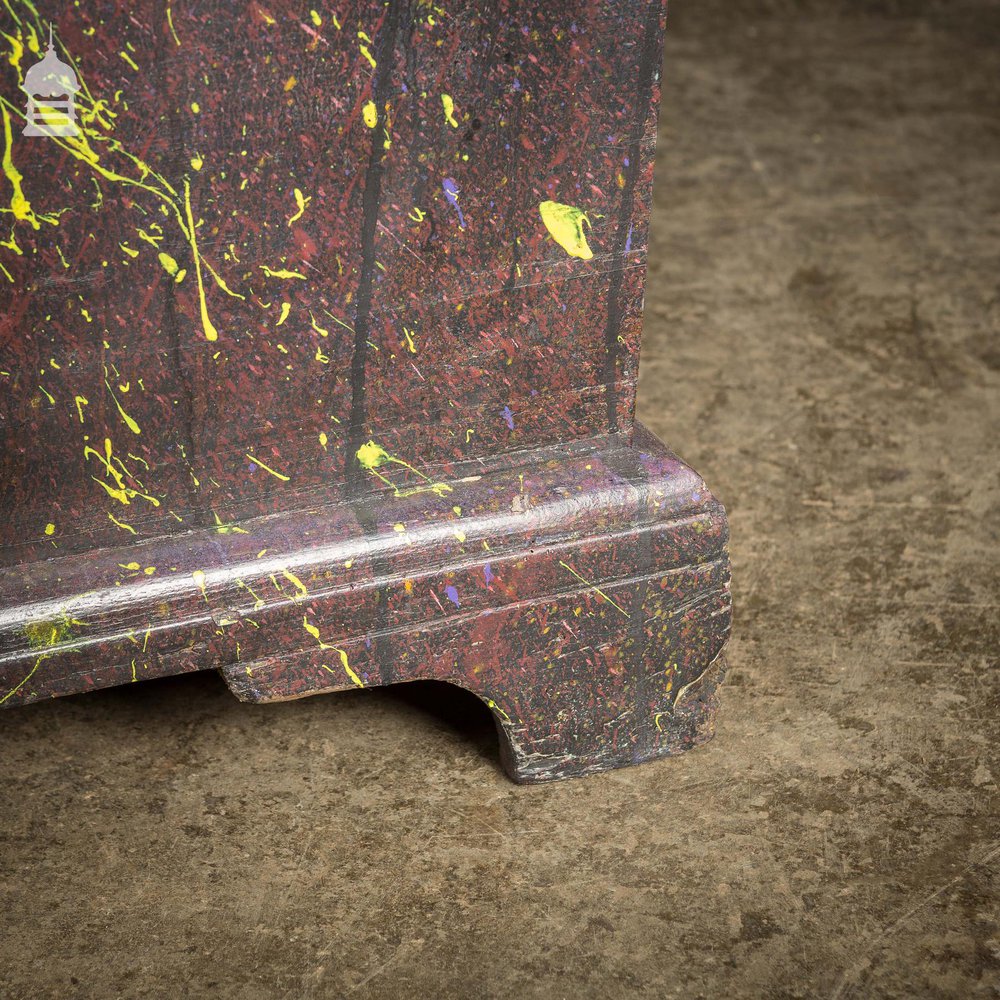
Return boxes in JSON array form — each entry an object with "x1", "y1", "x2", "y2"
[{"x1": 0, "y1": 0, "x2": 731, "y2": 782}]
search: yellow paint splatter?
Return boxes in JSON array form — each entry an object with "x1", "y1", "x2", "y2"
[
  {"x1": 362, "y1": 100, "x2": 378, "y2": 129},
  {"x1": 104, "y1": 374, "x2": 141, "y2": 435},
  {"x1": 260, "y1": 264, "x2": 306, "y2": 280},
  {"x1": 74, "y1": 395, "x2": 88, "y2": 422},
  {"x1": 192, "y1": 569, "x2": 208, "y2": 601},
  {"x1": 119, "y1": 50, "x2": 139, "y2": 71},
  {"x1": 281, "y1": 569, "x2": 309, "y2": 600},
  {"x1": 309, "y1": 312, "x2": 329, "y2": 337},
  {"x1": 190, "y1": 153, "x2": 203, "y2": 171},
  {"x1": 157, "y1": 250, "x2": 186, "y2": 282},
  {"x1": 212, "y1": 511, "x2": 248, "y2": 535},
  {"x1": 441, "y1": 93, "x2": 459, "y2": 127},
  {"x1": 485, "y1": 698, "x2": 511, "y2": 723},
  {"x1": 2, "y1": 101, "x2": 54, "y2": 230},
  {"x1": 356, "y1": 439, "x2": 452, "y2": 498},
  {"x1": 321, "y1": 649, "x2": 364, "y2": 688},
  {"x1": 246, "y1": 453, "x2": 290, "y2": 481},
  {"x1": 539, "y1": 200, "x2": 594, "y2": 260},
  {"x1": 108, "y1": 512, "x2": 137, "y2": 534},
  {"x1": 44, "y1": 522, "x2": 55, "y2": 535},
  {"x1": 287, "y1": 187, "x2": 310, "y2": 226},
  {"x1": 558, "y1": 560, "x2": 630, "y2": 617},
  {"x1": 0, "y1": 653, "x2": 47, "y2": 706},
  {"x1": 359, "y1": 42, "x2": 376, "y2": 69},
  {"x1": 85, "y1": 438, "x2": 159, "y2": 506},
  {"x1": 276, "y1": 301, "x2": 291, "y2": 326},
  {"x1": 167, "y1": 5, "x2": 181, "y2": 46},
  {"x1": 402, "y1": 326, "x2": 417, "y2": 353},
  {"x1": 303, "y1": 616, "x2": 327, "y2": 645},
  {"x1": 319, "y1": 432, "x2": 328, "y2": 450},
  {"x1": 303, "y1": 616, "x2": 364, "y2": 687},
  {"x1": 23, "y1": 617, "x2": 73, "y2": 650}
]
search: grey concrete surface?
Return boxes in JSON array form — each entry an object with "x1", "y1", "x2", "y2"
[{"x1": 2, "y1": 3, "x2": 998, "y2": 998}]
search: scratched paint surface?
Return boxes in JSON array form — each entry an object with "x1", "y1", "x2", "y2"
[{"x1": 0, "y1": 0, "x2": 665, "y2": 565}]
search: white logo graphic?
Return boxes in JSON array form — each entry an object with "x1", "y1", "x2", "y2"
[{"x1": 21, "y1": 26, "x2": 80, "y2": 137}]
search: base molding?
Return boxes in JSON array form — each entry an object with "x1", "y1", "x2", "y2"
[{"x1": 1, "y1": 424, "x2": 731, "y2": 782}]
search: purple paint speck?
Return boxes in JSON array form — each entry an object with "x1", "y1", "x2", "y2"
[
  {"x1": 445, "y1": 585, "x2": 460, "y2": 608},
  {"x1": 625, "y1": 222, "x2": 634, "y2": 254},
  {"x1": 501, "y1": 405, "x2": 514, "y2": 430},
  {"x1": 442, "y1": 177, "x2": 466, "y2": 229},
  {"x1": 484, "y1": 563, "x2": 494, "y2": 587}
]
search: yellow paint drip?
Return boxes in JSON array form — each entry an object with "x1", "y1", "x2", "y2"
[
  {"x1": 104, "y1": 374, "x2": 141, "y2": 435},
  {"x1": 441, "y1": 93, "x2": 459, "y2": 127},
  {"x1": 2, "y1": 101, "x2": 44, "y2": 230},
  {"x1": 183, "y1": 179, "x2": 218, "y2": 341},
  {"x1": 539, "y1": 200, "x2": 594, "y2": 260}
]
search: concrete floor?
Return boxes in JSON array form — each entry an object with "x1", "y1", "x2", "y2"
[{"x1": 2, "y1": 3, "x2": 998, "y2": 998}]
